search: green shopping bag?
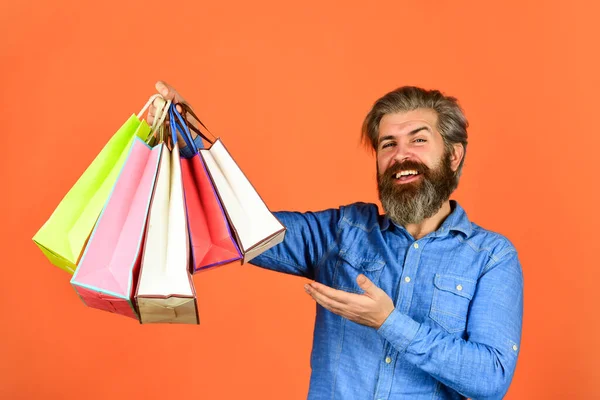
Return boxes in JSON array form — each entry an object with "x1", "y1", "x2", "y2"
[{"x1": 33, "y1": 95, "x2": 162, "y2": 274}]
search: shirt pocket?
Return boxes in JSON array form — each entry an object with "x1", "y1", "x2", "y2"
[
  {"x1": 332, "y1": 250, "x2": 386, "y2": 294},
  {"x1": 429, "y1": 274, "x2": 477, "y2": 333}
]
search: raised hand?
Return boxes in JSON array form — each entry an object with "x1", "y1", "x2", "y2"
[
  {"x1": 304, "y1": 275, "x2": 395, "y2": 329},
  {"x1": 147, "y1": 81, "x2": 198, "y2": 147}
]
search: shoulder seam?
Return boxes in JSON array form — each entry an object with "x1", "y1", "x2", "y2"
[
  {"x1": 481, "y1": 248, "x2": 517, "y2": 275},
  {"x1": 456, "y1": 230, "x2": 516, "y2": 277},
  {"x1": 339, "y1": 203, "x2": 380, "y2": 233}
]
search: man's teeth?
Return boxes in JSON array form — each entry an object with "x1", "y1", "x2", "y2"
[{"x1": 395, "y1": 170, "x2": 419, "y2": 179}]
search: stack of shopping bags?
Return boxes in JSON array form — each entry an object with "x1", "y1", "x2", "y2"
[{"x1": 32, "y1": 94, "x2": 286, "y2": 324}]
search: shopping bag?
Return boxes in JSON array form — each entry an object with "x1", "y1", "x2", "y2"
[
  {"x1": 179, "y1": 104, "x2": 286, "y2": 264},
  {"x1": 170, "y1": 106, "x2": 242, "y2": 272},
  {"x1": 33, "y1": 95, "x2": 160, "y2": 273},
  {"x1": 70, "y1": 98, "x2": 171, "y2": 319},
  {"x1": 135, "y1": 114, "x2": 199, "y2": 324}
]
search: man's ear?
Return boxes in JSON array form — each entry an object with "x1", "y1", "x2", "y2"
[{"x1": 450, "y1": 143, "x2": 465, "y2": 172}]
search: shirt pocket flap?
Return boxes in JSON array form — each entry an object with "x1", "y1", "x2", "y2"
[
  {"x1": 333, "y1": 250, "x2": 386, "y2": 293},
  {"x1": 433, "y1": 274, "x2": 476, "y2": 300},
  {"x1": 338, "y1": 250, "x2": 385, "y2": 272}
]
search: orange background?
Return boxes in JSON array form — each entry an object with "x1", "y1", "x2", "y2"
[{"x1": 1, "y1": 0, "x2": 598, "y2": 399}]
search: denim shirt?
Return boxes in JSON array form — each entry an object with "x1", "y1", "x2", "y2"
[
  {"x1": 180, "y1": 137, "x2": 523, "y2": 399},
  {"x1": 249, "y1": 201, "x2": 524, "y2": 400},
  {"x1": 179, "y1": 135, "x2": 204, "y2": 158}
]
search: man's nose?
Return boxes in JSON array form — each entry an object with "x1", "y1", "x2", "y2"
[{"x1": 391, "y1": 143, "x2": 413, "y2": 164}]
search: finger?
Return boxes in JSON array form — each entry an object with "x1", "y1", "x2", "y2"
[
  {"x1": 309, "y1": 281, "x2": 358, "y2": 304},
  {"x1": 155, "y1": 80, "x2": 185, "y2": 104},
  {"x1": 148, "y1": 108, "x2": 160, "y2": 126},
  {"x1": 317, "y1": 300, "x2": 346, "y2": 317},
  {"x1": 306, "y1": 287, "x2": 346, "y2": 316},
  {"x1": 306, "y1": 288, "x2": 364, "y2": 323},
  {"x1": 155, "y1": 80, "x2": 172, "y2": 99},
  {"x1": 305, "y1": 284, "x2": 347, "y2": 311}
]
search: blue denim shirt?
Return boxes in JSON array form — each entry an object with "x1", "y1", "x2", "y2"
[
  {"x1": 181, "y1": 137, "x2": 523, "y2": 399},
  {"x1": 179, "y1": 135, "x2": 204, "y2": 158},
  {"x1": 249, "y1": 202, "x2": 524, "y2": 400}
]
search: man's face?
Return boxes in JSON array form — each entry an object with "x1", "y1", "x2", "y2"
[{"x1": 376, "y1": 109, "x2": 462, "y2": 226}]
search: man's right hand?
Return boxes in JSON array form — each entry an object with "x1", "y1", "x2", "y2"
[{"x1": 148, "y1": 81, "x2": 198, "y2": 146}]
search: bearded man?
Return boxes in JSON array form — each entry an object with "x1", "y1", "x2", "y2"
[{"x1": 151, "y1": 82, "x2": 524, "y2": 400}]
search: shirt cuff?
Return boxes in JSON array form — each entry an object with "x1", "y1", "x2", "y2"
[
  {"x1": 179, "y1": 135, "x2": 205, "y2": 159},
  {"x1": 377, "y1": 309, "x2": 421, "y2": 353}
]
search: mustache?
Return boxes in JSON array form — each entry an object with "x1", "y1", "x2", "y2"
[{"x1": 383, "y1": 160, "x2": 430, "y2": 178}]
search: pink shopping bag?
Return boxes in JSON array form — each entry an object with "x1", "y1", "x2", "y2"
[{"x1": 70, "y1": 97, "x2": 171, "y2": 320}]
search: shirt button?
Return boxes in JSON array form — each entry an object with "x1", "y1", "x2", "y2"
[
  {"x1": 385, "y1": 356, "x2": 392, "y2": 364},
  {"x1": 456, "y1": 284, "x2": 463, "y2": 291},
  {"x1": 413, "y1": 243, "x2": 419, "y2": 249},
  {"x1": 404, "y1": 276, "x2": 411, "y2": 283},
  {"x1": 513, "y1": 344, "x2": 518, "y2": 351}
]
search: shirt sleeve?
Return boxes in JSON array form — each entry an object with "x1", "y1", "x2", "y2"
[
  {"x1": 377, "y1": 249, "x2": 524, "y2": 400},
  {"x1": 179, "y1": 134, "x2": 205, "y2": 159},
  {"x1": 248, "y1": 208, "x2": 341, "y2": 280}
]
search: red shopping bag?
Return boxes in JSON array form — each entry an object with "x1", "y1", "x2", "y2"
[{"x1": 171, "y1": 106, "x2": 242, "y2": 272}]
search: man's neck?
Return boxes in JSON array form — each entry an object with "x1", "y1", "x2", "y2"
[{"x1": 404, "y1": 200, "x2": 452, "y2": 240}]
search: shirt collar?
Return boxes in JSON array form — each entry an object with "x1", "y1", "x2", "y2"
[{"x1": 380, "y1": 200, "x2": 473, "y2": 238}]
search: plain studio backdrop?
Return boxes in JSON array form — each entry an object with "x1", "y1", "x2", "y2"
[{"x1": 1, "y1": 1, "x2": 598, "y2": 399}]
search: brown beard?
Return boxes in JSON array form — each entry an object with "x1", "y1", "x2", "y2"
[{"x1": 377, "y1": 152, "x2": 457, "y2": 226}]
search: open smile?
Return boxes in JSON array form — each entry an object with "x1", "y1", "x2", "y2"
[{"x1": 394, "y1": 170, "x2": 421, "y2": 184}]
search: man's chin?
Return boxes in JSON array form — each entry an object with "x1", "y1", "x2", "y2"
[
  {"x1": 387, "y1": 185, "x2": 421, "y2": 199},
  {"x1": 380, "y1": 190, "x2": 449, "y2": 227}
]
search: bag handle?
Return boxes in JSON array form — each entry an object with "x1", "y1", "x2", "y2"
[
  {"x1": 137, "y1": 94, "x2": 161, "y2": 118},
  {"x1": 151, "y1": 97, "x2": 171, "y2": 133},
  {"x1": 178, "y1": 103, "x2": 216, "y2": 144},
  {"x1": 146, "y1": 97, "x2": 172, "y2": 145},
  {"x1": 142, "y1": 95, "x2": 216, "y2": 149},
  {"x1": 169, "y1": 104, "x2": 196, "y2": 151},
  {"x1": 135, "y1": 93, "x2": 173, "y2": 145}
]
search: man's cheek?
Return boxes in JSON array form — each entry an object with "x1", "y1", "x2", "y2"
[{"x1": 376, "y1": 158, "x2": 387, "y2": 176}]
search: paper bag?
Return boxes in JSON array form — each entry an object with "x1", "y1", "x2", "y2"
[
  {"x1": 135, "y1": 139, "x2": 199, "y2": 325},
  {"x1": 70, "y1": 97, "x2": 170, "y2": 319},
  {"x1": 170, "y1": 106, "x2": 242, "y2": 272},
  {"x1": 179, "y1": 104, "x2": 286, "y2": 263},
  {"x1": 70, "y1": 138, "x2": 162, "y2": 319},
  {"x1": 33, "y1": 96, "x2": 159, "y2": 273}
]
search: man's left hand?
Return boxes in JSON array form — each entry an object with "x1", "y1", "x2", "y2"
[{"x1": 304, "y1": 275, "x2": 395, "y2": 329}]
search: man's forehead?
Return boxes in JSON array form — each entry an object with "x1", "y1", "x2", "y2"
[{"x1": 377, "y1": 118, "x2": 437, "y2": 138}]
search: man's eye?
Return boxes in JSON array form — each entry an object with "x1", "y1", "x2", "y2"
[
  {"x1": 382, "y1": 142, "x2": 395, "y2": 149},
  {"x1": 414, "y1": 138, "x2": 427, "y2": 143}
]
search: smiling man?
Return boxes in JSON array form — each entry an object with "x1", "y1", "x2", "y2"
[{"x1": 152, "y1": 82, "x2": 524, "y2": 400}]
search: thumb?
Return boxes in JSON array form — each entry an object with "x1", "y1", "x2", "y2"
[
  {"x1": 357, "y1": 274, "x2": 379, "y2": 295},
  {"x1": 155, "y1": 80, "x2": 185, "y2": 104}
]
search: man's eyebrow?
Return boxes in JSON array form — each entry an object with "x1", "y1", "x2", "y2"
[
  {"x1": 408, "y1": 126, "x2": 432, "y2": 136},
  {"x1": 378, "y1": 135, "x2": 396, "y2": 144},
  {"x1": 378, "y1": 126, "x2": 432, "y2": 145}
]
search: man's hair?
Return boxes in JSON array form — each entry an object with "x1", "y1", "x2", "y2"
[{"x1": 361, "y1": 86, "x2": 469, "y2": 178}]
